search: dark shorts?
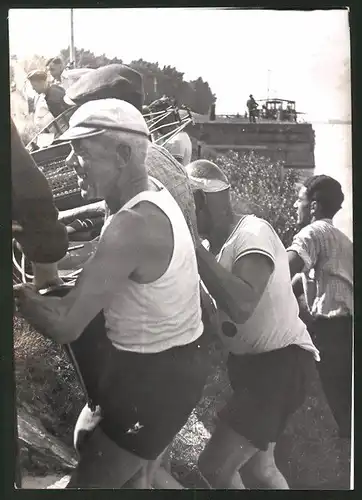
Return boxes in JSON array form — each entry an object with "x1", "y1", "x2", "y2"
[
  {"x1": 94, "y1": 334, "x2": 209, "y2": 460},
  {"x1": 46, "y1": 288, "x2": 211, "y2": 461},
  {"x1": 307, "y1": 315, "x2": 352, "y2": 438},
  {"x1": 218, "y1": 345, "x2": 315, "y2": 451},
  {"x1": 68, "y1": 309, "x2": 210, "y2": 461}
]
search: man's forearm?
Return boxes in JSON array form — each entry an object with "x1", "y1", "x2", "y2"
[
  {"x1": 196, "y1": 245, "x2": 254, "y2": 324},
  {"x1": 19, "y1": 294, "x2": 72, "y2": 344},
  {"x1": 58, "y1": 201, "x2": 106, "y2": 225},
  {"x1": 292, "y1": 273, "x2": 304, "y2": 298},
  {"x1": 287, "y1": 249, "x2": 305, "y2": 279}
]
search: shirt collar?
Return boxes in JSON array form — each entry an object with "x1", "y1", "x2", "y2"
[{"x1": 321, "y1": 218, "x2": 334, "y2": 225}]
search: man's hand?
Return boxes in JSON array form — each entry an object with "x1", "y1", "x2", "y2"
[
  {"x1": 12, "y1": 222, "x2": 23, "y2": 234},
  {"x1": 196, "y1": 245, "x2": 273, "y2": 325},
  {"x1": 13, "y1": 283, "x2": 37, "y2": 299},
  {"x1": 313, "y1": 307, "x2": 349, "y2": 319},
  {"x1": 31, "y1": 263, "x2": 64, "y2": 291}
]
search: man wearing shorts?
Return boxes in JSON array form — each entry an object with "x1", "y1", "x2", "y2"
[
  {"x1": 16, "y1": 99, "x2": 209, "y2": 488},
  {"x1": 288, "y1": 175, "x2": 353, "y2": 439},
  {"x1": 185, "y1": 159, "x2": 320, "y2": 489}
]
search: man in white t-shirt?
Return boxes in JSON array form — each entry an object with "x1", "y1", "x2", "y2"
[{"x1": 185, "y1": 159, "x2": 319, "y2": 490}]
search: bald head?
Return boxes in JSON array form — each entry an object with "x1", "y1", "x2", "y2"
[{"x1": 186, "y1": 160, "x2": 230, "y2": 194}]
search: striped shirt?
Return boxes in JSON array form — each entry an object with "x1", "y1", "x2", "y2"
[
  {"x1": 287, "y1": 219, "x2": 353, "y2": 316},
  {"x1": 216, "y1": 215, "x2": 319, "y2": 360}
]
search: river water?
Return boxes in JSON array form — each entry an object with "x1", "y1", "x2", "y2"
[{"x1": 312, "y1": 122, "x2": 353, "y2": 240}]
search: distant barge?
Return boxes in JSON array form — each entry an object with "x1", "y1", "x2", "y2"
[{"x1": 188, "y1": 98, "x2": 315, "y2": 180}]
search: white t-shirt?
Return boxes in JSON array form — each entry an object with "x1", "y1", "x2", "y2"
[
  {"x1": 33, "y1": 94, "x2": 53, "y2": 130},
  {"x1": 164, "y1": 131, "x2": 192, "y2": 166},
  {"x1": 216, "y1": 215, "x2": 320, "y2": 360}
]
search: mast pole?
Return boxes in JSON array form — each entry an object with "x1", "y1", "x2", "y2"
[
  {"x1": 267, "y1": 69, "x2": 271, "y2": 99},
  {"x1": 70, "y1": 9, "x2": 76, "y2": 68}
]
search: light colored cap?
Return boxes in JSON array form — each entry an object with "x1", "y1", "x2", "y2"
[
  {"x1": 185, "y1": 159, "x2": 230, "y2": 193},
  {"x1": 27, "y1": 69, "x2": 48, "y2": 81},
  {"x1": 57, "y1": 98, "x2": 150, "y2": 142}
]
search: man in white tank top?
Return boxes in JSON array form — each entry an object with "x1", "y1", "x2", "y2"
[
  {"x1": 16, "y1": 99, "x2": 208, "y2": 489},
  {"x1": 185, "y1": 159, "x2": 319, "y2": 490}
]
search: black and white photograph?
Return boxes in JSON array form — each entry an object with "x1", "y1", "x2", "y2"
[{"x1": 9, "y1": 7, "x2": 353, "y2": 490}]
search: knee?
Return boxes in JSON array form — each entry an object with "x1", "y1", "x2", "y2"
[{"x1": 249, "y1": 459, "x2": 278, "y2": 481}]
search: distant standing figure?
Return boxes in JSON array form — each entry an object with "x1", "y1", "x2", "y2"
[
  {"x1": 209, "y1": 103, "x2": 216, "y2": 121},
  {"x1": 27, "y1": 70, "x2": 70, "y2": 120},
  {"x1": 246, "y1": 94, "x2": 258, "y2": 123}
]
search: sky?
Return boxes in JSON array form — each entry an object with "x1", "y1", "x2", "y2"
[{"x1": 8, "y1": 8, "x2": 351, "y2": 120}]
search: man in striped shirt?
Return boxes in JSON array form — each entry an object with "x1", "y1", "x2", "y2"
[{"x1": 288, "y1": 175, "x2": 353, "y2": 439}]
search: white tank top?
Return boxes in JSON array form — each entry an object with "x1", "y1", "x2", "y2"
[{"x1": 102, "y1": 177, "x2": 203, "y2": 353}]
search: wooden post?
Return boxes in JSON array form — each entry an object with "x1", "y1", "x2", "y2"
[{"x1": 70, "y1": 9, "x2": 75, "y2": 68}]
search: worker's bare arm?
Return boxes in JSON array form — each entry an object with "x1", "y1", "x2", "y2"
[
  {"x1": 196, "y1": 244, "x2": 273, "y2": 324},
  {"x1": 16, "y1": 209, "x2": 147, "y2": 343}
]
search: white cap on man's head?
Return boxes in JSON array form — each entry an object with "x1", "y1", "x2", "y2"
[
  {"x1": 57, "y1": 98, "x2": 150, "y2": 142},
  {"x1": 185, "y1": 159, "x2": 230, "y2": 193}
]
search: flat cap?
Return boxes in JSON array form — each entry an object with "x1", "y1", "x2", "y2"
[
  {"x1": 57, "y1": 98, "x2": 150, "y2": 142},
  {"x1": 65, "y1": 64, "x2": 144, "y2": 112}
]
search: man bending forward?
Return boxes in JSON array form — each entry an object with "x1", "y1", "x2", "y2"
[{"x1": 17, "y1": 99, "x2": 208, "y2": 488}]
